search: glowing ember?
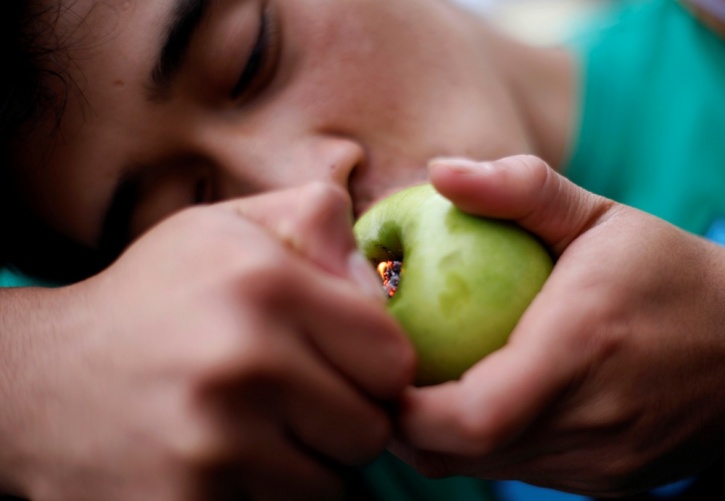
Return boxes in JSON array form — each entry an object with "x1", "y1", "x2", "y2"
[{"x1": 377, "y1": 260, "x2": 402, "y2": 297}]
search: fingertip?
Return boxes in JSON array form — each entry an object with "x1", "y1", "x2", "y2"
[
  {"x1": 427, "y1": 156, "x2": 524, "y2": 218},
  {"x1": 347, "y1": 252, "x2": 388, "y2": 301},
  {"x1": 427, "y1": 156, "x2": 491, "y2": 200},
  {"x1": 427, "y1": 157, "x2": 498, "y2": 187},
  {"x1": 428, "y1": 156, "x2": 490, "y2": 173},
  {"x1": 428, "y1": 154, "x2": 549, "y2": 186}
]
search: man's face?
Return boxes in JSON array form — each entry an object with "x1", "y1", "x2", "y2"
[{"x1": 13, "y1": 0, "x2": 532, "y2": 253}]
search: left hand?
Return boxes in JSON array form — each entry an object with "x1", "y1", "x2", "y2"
[{"x1": 392, "y1": 155, "x2": 725, "y2": 497}]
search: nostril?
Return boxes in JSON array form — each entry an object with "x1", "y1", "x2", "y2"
[
  {"x1": 345, "y1": 166, "x2": 371, "y2": 220},
  {"x1": 345, "y1": 159, "x2": 372, "y2": 220},
  {"x1": 311, "y1": 133, "x2": 369, "y2": 216},
  {"x1": 322, "y1": 134, "x2": 366, "y2": 175}
]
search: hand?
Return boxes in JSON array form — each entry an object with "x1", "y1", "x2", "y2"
[
  {"x1": 0, "y1": 182, "x2": 414, "y2": 501},
  {"x1": 392, "y1": 155, "x2": 725, "y2": 497}
]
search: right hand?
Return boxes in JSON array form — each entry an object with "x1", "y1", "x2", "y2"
[
  {"x1": 0, "y1": 182, "x2": 414, "y2": 501},
  {"x1": 392, "y1": 156, "x2": 725, "y2": 496}
]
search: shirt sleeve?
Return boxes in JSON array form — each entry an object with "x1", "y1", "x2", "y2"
[{"x1": 0, "y1": 267, "x2": 55, "y2": 288}]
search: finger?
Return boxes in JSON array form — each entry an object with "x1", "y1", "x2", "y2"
[
  {"x1": 283, "y1": 261, "x2": 416, "y2": 401},
  {"x1": 199, "y1": 216, "x2": 413, "y2": 404},
  {"x1": 428, "y1": 155, "x2": 617, "y2": 255},
  {"x1": 209, "y1": 283, "x2": 407, "y2": 463},
  {"x1": 391, "y1": 406, "x2": 611, "y2": 481},
  {"x1": 283, "y1": 347, "x2": 394, "y2": 467},
  {"x1": 396, "y1": 282, "x2": 582, "y2": 455},
  {"x1": 219, "y1": 183, "x2": 382, "y2": 293},
  {"x1": 390, "y1": 444, "x2": 626, "y2": 498},
  {"x1": 264, "y1": 307, "x2": 397, "y2": 465},
  {"x1": 229, "y1": 419, "x2": 347, "y2": 501}
]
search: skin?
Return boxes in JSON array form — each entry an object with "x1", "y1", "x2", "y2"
[
  {"x1": 6, "y1": 0, "x2": 570, "y2": 498},
  {"x1": 4, "y1": 0, "x2": 725, "y2": 499},
  {"x1": 1, "y1": 183, "x2": 417, "y2": 500},
  {"x1": 395, "y1": 157, "x2": 725, "y2": 497},
  {"x1": 10, "y1": 0, "x2": 572, "y2": 249}
]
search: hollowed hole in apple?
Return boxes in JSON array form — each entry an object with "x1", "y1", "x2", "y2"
[{"x1": 376, "y1": 260, "x2": 402, "y2": 298}]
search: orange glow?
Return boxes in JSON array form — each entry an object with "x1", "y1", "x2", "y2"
[
  {"x1": 376, "y1": 261, "x2": 390, "y2": 279},
  {"x1": 376, "y1": 260, "x2": 402, "y2": 298}
]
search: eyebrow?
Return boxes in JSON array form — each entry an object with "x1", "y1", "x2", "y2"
[{"x1": 148, "y1": 0, "x2": 212, "y2": 100}]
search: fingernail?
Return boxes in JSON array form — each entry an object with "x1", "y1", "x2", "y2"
[
  {"x1": 348, "y1": 252, "x2": 386, "y2": 300},
  {"x1": 428, "y1": 157, "x2": 493, "y2": 174}
]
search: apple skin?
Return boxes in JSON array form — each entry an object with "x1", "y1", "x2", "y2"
[{"x1": 354, "y1": 183, "x2": 553, "y2": 386}]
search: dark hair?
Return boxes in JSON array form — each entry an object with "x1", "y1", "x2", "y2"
[
  {"x1": 1, "y1": 2, "x2": 46, "y2": 140},
  {"x1": 1, "y1": 1, "x2": 109, "y2": 283}
]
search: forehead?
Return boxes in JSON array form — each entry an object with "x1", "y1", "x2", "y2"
[{"x1": 53, "y1": 0, "x2": 171, "y2": 89}]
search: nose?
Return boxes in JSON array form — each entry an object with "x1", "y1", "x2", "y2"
[
  {"x1": 308, "y1": 134, "x2": 367, "y2": 189},
  {"x1": 213, "y1": 133, "x2": 367, "y2": 200}
]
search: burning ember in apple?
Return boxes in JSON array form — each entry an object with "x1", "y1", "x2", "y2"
[{"x1": 376, "y1": 260, "x2": 402, "y2": 297}]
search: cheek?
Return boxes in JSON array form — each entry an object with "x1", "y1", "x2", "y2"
[
  {"x1": 277, "y1": 0, "x2": 530, "y2": 164},
  {"x1": 283, "y1": 3, "x2": 439, "y2": 133},
  {"x1": 13, "y1": 155, "x2": 110, "y2": 248}
]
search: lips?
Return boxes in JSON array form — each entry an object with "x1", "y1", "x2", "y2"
[{"x1": 347, "y1": 154, "x2": 431, "y2": 220}]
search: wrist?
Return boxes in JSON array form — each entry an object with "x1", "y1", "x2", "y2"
[{"x1": 0, "y1": 285, "x2": 90, "y2": 497}]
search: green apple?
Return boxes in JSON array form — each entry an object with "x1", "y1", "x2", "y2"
[{"x1": 353, "y1": 183, "x2": 553, "y2": 386}]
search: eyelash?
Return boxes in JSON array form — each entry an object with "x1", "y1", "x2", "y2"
[{"x1": 231, "y1": 6, "x2": 277, "y2": 100}]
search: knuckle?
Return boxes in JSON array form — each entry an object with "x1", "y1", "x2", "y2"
[
  {"x1": 373, "y1": 343, "x2": 417, "y2": 399},
  {"x1": 232, "y1": 257, "x2": 295, "y2": 307},
  {"x1": 299, "y1": 181, "x2": 350, "y2": 211},
  {"x1": 212, "y1": 242, "x2": 295, "y2": 302},
  {"x1": 186, "y1": 335, "x2": 289, "y2": 407},
  {"x1": 165, "y1": 398, "x2": 264, "y2": 473},
  {"x1": 512, "y1": 154, "x2": 552, "y2": 188},
  {"x1": 164, "y1": 421, "x2": 226, "y2": 472},
  {"x1": 452, "y1": 411, "x2": 507, "y2": 455},
  {"x1": 355, "y1": 414, "x2": 393, "y2": 463},
  {"x1": 233, "y1": 336, "x2": 289, "y2": 385},
  {"x1": 212, "y1": 334, "x2": 289, "y2": 389},
  {"x1": 292, "y1": 182, "x2": 351, "y2": 225}
]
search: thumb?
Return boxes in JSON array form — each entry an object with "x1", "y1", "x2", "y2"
[{"x1": 428, "y1": 155, "x2": 615, "y2": 255}]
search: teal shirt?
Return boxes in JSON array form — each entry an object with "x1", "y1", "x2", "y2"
[
  {"x1": 566, "y1": 0, "x2": 725, "y2": 238},
  {"x1": 358, "y1": 453, "x2": 496, "y2": 501},
  {"x1": 0, "y1": 267, "x2": 49, "y2": 287}
]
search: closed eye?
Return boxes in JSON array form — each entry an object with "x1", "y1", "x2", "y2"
[{"x1": 231, "y1": 5, "x2": 278, "y2": 100}]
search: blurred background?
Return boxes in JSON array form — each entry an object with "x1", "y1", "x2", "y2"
[{"x1": 454, "y1": 0, "x2": 616, "y2": 45}]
